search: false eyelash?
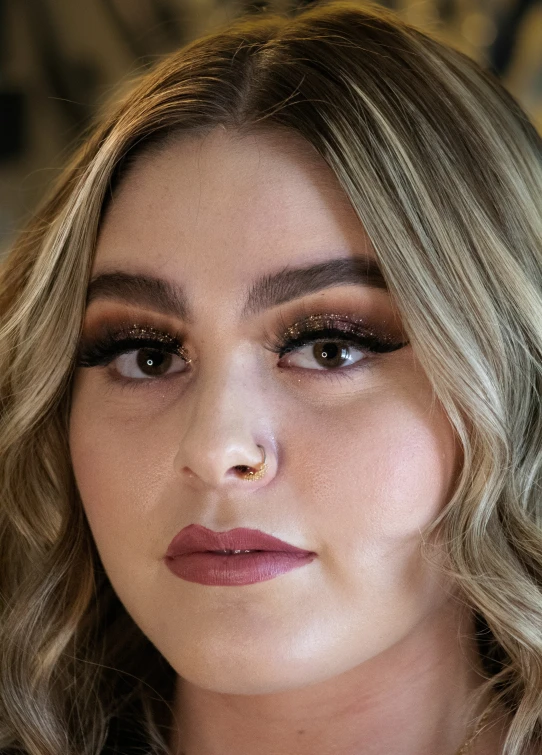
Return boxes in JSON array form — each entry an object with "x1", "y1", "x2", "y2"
[
  {"x1": 263, "y1": 312, "x2": 408, "y2": 359},
  {"x1": 76, "y1": 323, "x2": 189, "y2": 368}
]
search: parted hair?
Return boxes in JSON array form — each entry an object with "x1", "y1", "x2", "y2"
[{"x1": 0, "y1": 1, "x2": 541, "y2": 753}]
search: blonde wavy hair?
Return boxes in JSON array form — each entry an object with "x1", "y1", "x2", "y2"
[{"x1": 1, "y1": 1, "x2": 541, "y2": 753}]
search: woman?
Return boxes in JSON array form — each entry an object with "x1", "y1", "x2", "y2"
[{"x1": 0, "y1": 1, "x2": 540, "y2": 753}]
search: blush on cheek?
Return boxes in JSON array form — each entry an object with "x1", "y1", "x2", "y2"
[
  {"x1": 69, "y1": 406, "x2": 124, "y2": 544},
  {"x1": 295, "y1": 389, "x2": 459, "y2": 569},
  {"x1": 69, "y1": 397, "x2": 175, "y2": 562},
  {"x1": 380, "y1": 434, "x2": 454, "y2": 530}
]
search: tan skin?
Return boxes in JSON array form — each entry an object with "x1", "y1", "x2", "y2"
[{"x1": 69, "y1": 127, "x2": 513, "y2": 754}]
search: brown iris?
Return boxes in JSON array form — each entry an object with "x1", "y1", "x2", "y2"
[
  {"x1": 136, "y1": 348, "x2": 173, "y2": 376},
  {"x1": 314, "y1": 342, "x2": 351, "y2": 369}
]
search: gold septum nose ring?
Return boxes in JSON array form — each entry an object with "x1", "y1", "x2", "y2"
[{"x1": 235, "y1": 445, "x2": 267, "y2": 481}]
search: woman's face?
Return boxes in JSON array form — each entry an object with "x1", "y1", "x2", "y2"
[{"x1": 70, "y1": 127, "x2": 461, "y2": 695}]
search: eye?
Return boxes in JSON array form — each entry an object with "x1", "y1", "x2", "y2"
[
  {"x1": 76, "y1": 324, "x2": 191, "y2": 384},
  {"x1": 113, "y1": 347, "x2": 188, "y2": 379},
  {"x1": 280, "y1": 340, "x2": 366, "y2": 370},
  {"x1": 267, "y1": 314, "x2": 408, "y2": 374}
]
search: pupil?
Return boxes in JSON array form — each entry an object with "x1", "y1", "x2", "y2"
[
  {"x1": 315, "y1": 342, "x2": 347, "y2": 368},
  {"x1": 136, "y1": 348, "x2": 172, "y2": 376}
]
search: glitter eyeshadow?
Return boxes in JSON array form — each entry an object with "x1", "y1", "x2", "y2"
[
  {"x1": 121, "y1": 324, "x2": 192, "y2": 362},
  {"x1": 282, "y1": 313, "x2": 398, "y2": 343}
]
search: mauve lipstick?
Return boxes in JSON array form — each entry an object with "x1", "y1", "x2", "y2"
[{"x1": 164, "y1": 524, "x2": 317, "y2": 586}]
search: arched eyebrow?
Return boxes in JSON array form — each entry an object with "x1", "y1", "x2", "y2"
[{"x1": 85, "y1": 256, "x2": 388, "y2": 323}]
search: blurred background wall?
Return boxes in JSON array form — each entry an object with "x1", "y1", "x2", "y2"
[{"x1": 1, "y1": 0, "x2": 541, "y2": 256}]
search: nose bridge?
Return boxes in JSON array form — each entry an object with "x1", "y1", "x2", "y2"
[
  {"x1": 192, "y1": 355, "x2": 250, "y2": 440},
  {"x1": 174, "y1": 346, "x2": 271, "y2": 487}
]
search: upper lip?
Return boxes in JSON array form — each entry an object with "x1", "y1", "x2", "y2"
[{"x1": 165, "y1": 524, "x2": 316, "y2": 557}]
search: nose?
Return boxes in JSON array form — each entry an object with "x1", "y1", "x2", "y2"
[{"x1": 173, "y1": 365, "x2": 276, "y2": 491}]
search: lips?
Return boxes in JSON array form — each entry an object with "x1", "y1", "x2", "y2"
[{"x1": 165, "y1": 523, "x2": 315, "y2": 558}]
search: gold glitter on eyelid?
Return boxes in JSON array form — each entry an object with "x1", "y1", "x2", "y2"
[
  {"x1": 122, "y1": 324, "x2": 192, "y2": 363},
  {"x1": 282, "y1": 313, "x2": 399, "y2": 343}
]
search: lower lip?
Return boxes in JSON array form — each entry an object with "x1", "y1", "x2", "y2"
[{"x1": 165, "y1": 551, "x2": 316, "y2": 586}]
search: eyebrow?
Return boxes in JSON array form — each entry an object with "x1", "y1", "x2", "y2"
[{"x1": 85, "y1": 256, "x2": 388, "y2": 323}]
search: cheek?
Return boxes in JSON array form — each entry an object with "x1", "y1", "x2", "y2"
[
  {"x1": 288, "y1": 382, "x2": 459, "y2": 572},
  {"x1": 68, "y1": 377, "x2": 174, "y2": 559}
]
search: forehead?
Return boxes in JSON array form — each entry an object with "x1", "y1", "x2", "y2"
[{"x1": 93, "y1": 127, "x2": 377, "y2": 306}]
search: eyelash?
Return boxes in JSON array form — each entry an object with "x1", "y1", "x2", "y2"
[{"x1": 76, "y1": 315, "x2": 408, "y2": 389}]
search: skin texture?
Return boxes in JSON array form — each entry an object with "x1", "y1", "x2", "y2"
[{"x1": 69, "y1": 127, "x2": 510, "y2": 754}]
